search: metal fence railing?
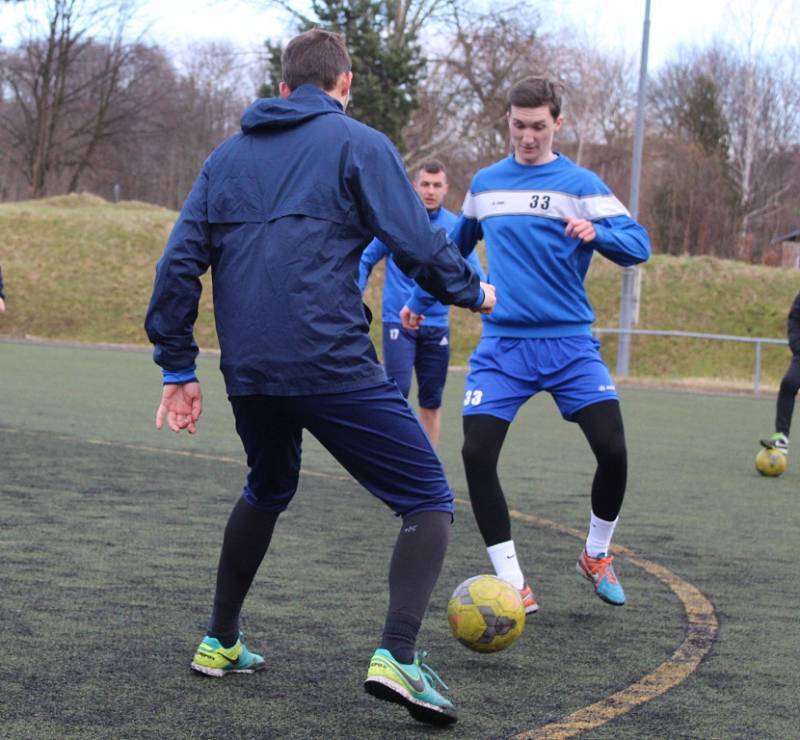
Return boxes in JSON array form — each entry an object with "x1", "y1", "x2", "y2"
[{"x1": 592, "y1": 328, "x2": 787, "y2": 394}]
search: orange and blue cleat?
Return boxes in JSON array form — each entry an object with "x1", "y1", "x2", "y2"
[{"x1": 576, "y1": 550, "x2": 625, "y2": 606}]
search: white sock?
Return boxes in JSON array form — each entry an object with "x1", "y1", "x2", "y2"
[
  {"x1": 585, "y1": 512, "x2": 619, "y2": 557},
  {"x1": 487, "y1": 540, "x2": 525, "y2": 589}
]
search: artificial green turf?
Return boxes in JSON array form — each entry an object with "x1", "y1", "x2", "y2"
[{"x1": 1, "y1": 342, "x2": 798, "y2": 738}]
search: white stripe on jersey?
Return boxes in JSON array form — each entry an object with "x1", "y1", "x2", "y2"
[{"x1": 462, "y1": 189, "x2": 631, "y2": 222}]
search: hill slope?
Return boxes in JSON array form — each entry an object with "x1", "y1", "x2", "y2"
[{"x1": 1, "y1": 195, "x2": 796, "y2": 386}]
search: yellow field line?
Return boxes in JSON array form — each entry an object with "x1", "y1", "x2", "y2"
[
  {"x1": 3, "y1": 428, "x2": 718, "y2": 736},
  {"x1": 82, "y1": 437, "x2": 354, "y2": 480},
  {"x1": 501, "y1": 508, "x2": 719, "y2": 740}
]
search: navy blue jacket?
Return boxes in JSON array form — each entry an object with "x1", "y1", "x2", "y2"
[{"x1": 145, "y1": 86, "x2": 481, "y2": 395}]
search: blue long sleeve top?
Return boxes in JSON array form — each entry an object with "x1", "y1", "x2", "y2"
[{"x1": 407, "y1": 153, "x2": 651, "y2": 337}]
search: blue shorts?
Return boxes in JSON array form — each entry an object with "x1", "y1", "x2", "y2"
[
  {"x1": 382, "y1": 323, "x2": 450, "y2": 409},
  {"x1": 462, "y1": 335, "x2": 618, "y2": 422},
  {"x1": 229, "y1": 381, "x2": 454, "y2": 517}
]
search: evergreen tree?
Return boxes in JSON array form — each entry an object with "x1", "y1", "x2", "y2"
[
  {"x1": 680, "y1": 74, "x2": 730, "y2": 159},
  {"x1": 260, "y1": 0, "x2": 426, "y2": 152}
]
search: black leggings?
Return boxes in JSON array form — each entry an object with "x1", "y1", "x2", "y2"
[
  {"x1": 775, "y1": 354, "x2": 800, "y2": 436},
  {"x1": 207, "y1": 500, "x2": 449, "y2": 664},
  {"x1": 461, "y1": 400, "x2": 627, "y2": 547}
]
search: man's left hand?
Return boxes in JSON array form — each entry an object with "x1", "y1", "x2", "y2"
[
  {"x1": 565, "y1": 217, "x2": 597, "y2": 242},
  {"x1": 400, "y1": 305, "x2": 423, "y2": 330},
  {"x1": 156, "y1": 381, "x2": 203, "y2": 434}
]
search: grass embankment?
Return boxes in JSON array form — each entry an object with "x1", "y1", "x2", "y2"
[
  {"x1": 0, "y1": 194, "x2": 216, "y2": 346},
  {"x1": 1, "y1": 194, "x2": 796, "y2": 386}
]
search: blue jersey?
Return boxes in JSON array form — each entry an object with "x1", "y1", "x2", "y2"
[
  {"x1": 360, "y1": 207, "x2": 485, "y2": 328},
  {"x1": 407, "y1": 153, "x2": 650, "y2": 338}
]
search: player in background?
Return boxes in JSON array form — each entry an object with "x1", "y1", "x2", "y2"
[
  {"x1": 145, "y1": 29, "x2": 495, "y2": 726},
  {"x1": 359, "y1": 160, "x2": 485, "y2": 448},
  {"x1": 759, "y1": 290, "x2": 800, "y2": 454},
  {"x1": 0, "y1": 262, "x2": 6, "y2": 313},
  {"x1": 403, "y1": 77, "x2": 651, "y2": 612}
]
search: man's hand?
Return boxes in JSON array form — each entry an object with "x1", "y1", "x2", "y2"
[
  {"x1": 472, "y1": 281, "x2": 496, "y2": 314},
  {"x1": 400, "y1": 305, "x2": 423, "y2": 330},
  {"x1": 0, "y1": 297, "x2": 5, "y2": 313},
  {"x1": 156, "y1": 381, "x2": 203, "y2": 434},
  {"x1": 565, "y1": 217, "x2": 597, "y2": 243},
  {"x1": 402, "y1": 279, "x2": 496, "y2": 327}
]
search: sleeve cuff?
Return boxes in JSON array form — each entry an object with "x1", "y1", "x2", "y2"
[
  {"x1": 472, "y1": 287, "x2": 485, "y2": 309},
  {"x1": 407, "y1": 294, "x2": 431, "y2": 315},
  {"x1": 162, "y1": 365, "x2": 198, "y2": 384},
  {"x1": 591, "y1": 223, "x2": 607, "y2": 244}
]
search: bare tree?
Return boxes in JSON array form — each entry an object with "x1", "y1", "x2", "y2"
[
  {"x1": 403, "y1": 2, "x2": 553, "y2": 193},
  {"x1": 646, "y1": 136, "x2": 741, "y2": 258},
  {"x1": 403, "y1": 4, "x2": 639, "y2": 208},
  {"x1": 0, "y1": 0, "x2": 143, "y2": 197},
  {"x1": 553, "y1": 40, "x2": 635, "y2": 166},
  {"x1": 78, "y1": 42, "x2": 180, "y2": 204},
  {"x1": 167, "y1": 41, "x2": 255, "y2": 203},
  {"x1": 95, "y1": 40, "x2": 254, "y2": 208},
  {"x1": 648, "y1": 37, "x2": 800, "y2": 259},
  {"x1": 719, "y1": 0, "x2": 799, "y2": 250}
]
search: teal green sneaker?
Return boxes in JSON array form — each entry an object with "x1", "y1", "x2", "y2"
[
  {"x1": 364, "y1": 648, "x2": 457, "y2": 725},
  {"x1": 190, "y1": 634, "x2": 265, "y2": 678},
  {"x1": 577, "y1": 550, "x2": 626, "y2": 606}
]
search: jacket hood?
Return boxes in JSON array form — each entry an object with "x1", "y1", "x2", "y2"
[{"x1": 241, "y1": 84, "x2": 344, "y2": 133}]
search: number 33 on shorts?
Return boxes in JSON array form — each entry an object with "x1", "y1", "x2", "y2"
[{"x1": 464, "y1": 389, "x2": 483, "y2": 406}]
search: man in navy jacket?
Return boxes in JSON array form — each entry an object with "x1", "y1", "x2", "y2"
[{"x1": 145, "y1": 28, "x2": 494, "y2": 726}]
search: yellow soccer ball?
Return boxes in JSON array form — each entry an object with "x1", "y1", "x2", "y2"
[
  {"x1": 447, "y1": 575, "x2": 525, "y2": 653},
  {"x1": 755, "y1": 447, "x2": 787, "y2": 477}
]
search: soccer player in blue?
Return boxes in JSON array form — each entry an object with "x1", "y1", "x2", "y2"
[
  {"x1": 144, "y1": 29, "x2": 495, "y2": 726},
  {"x1": 359, "y1": 160, "x2": 485, "y2": 448},
  {"x1": 403, "y1": 77, "x2": 651, "y2": 612}
]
